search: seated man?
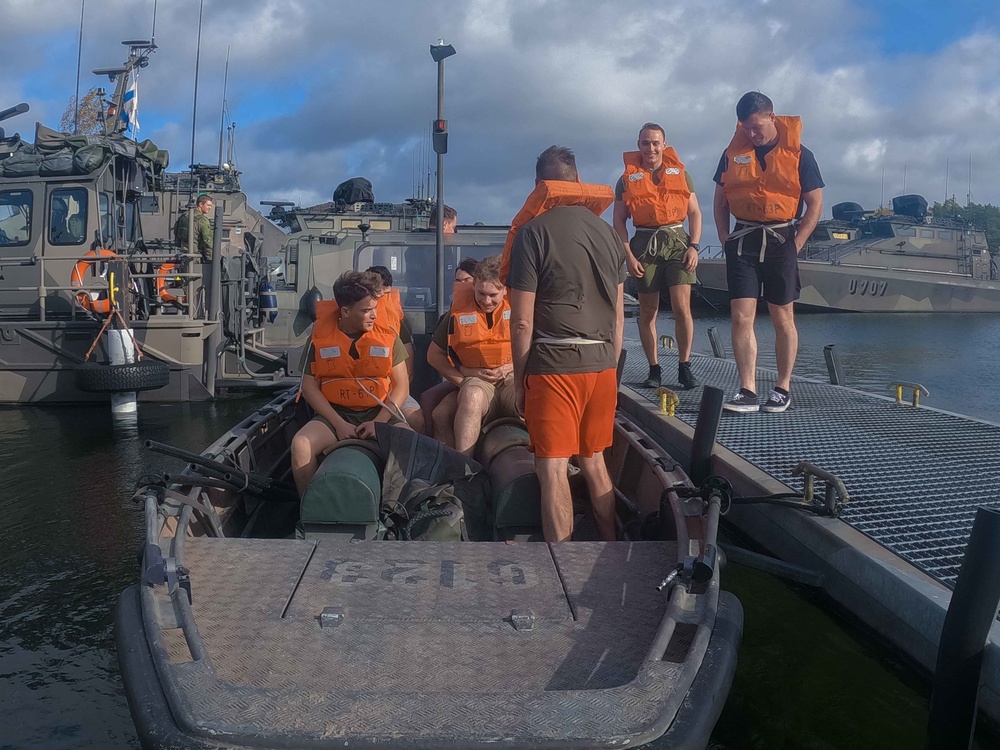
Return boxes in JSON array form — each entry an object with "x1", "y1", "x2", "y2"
[
  {"x1": 367, "y1": 264, "x2": 424, "y2": 432},
  {"x1": 291, "y1": 270, "x2": 409, "y2": 496},
  {"x1": 427, "y1": 254, "x2": 518, "y2": 456}
]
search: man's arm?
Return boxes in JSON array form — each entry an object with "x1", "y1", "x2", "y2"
[
  {"x1": 380, "y1": 360, "x2": 410, "y2": 422},
  {"x1": 614, "y1": 199, "x2": 643, "y2": 278},
  {"x1": 614, "y1": 282, "x2": 624, "y2": 361},
  {"x1": 508, "y1": 288, "x2": 535, "y2": 414},
  {"x1": 684, "y1": 192, "x2": 703, "y2": 273},
  {"x1": 301, "y1": 373, "x2": 354, "y2": 440},
  {"x1": 713, "y1": 184, "x2": 731, "y2": 247},
  {"x1": 793, "y1": 188, "x2": 824, "y2": 253},
  {"x1": 427, "y1": 341, "x2": 464, "y2": 386}
]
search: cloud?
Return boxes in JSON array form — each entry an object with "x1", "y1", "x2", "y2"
[{"x1": 4, "y1": 0, "x2": 1000, "y2": 235}]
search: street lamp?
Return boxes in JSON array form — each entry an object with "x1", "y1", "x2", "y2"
[{"x1": 429, "y1": 39, "x2": 456, "y2": 319}]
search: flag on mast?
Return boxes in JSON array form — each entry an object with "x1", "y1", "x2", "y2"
[{"x1": 121, "y1": 70, "x2": 139, "y2": 135}]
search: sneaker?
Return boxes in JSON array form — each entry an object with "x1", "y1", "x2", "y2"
[
  {"x1": 642, "y1": 364, "x2": 661, "y2": 388},
  {"x1": 678, "y1": 361, "x2": 699, "y2": 390},
  {"x1": 760, "y1": 389, "x2": 791, "y2": 413},
  {"x1": 722, "y1": 389, "x2": 759, "y2": 413}
]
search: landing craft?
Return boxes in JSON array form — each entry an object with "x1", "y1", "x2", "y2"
[{"x1": 696, "y1": 194, "x2": 1000, "y2": 312}]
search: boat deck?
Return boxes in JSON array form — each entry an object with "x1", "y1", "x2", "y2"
[
  {"x1": 156, "y1": 537, "x2": 701, "y2": 741},
  {"x1": 620, "y1": 341, "x2": 1000, "y2": 589}
]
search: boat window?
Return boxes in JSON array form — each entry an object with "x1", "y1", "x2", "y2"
[
  {"x1": 48, "y1": 188, "x2": 88, "y2": 246},
  {"x1": 125, "y1": 201, "x2": 140, "y2": 243},
  {"x1": 919, "y1": 229, "x2": 935, "y2": 239},
  {"x1": 356, "y1": 243, "x2": 503, "y2": 308},
  {"x1": 812, "y1": 228, "x2": 830, "y2": 240},
  {"x1": 99, "y1": 194, "x2": 112, "y2": 246},
  {"x1": 937, "y1": 230, "x2": 953, "y2": 241},
  {"x1": 896, "y1": 227, "x2": 916, "y2": 237},
  {"x1": 0, "y1": 189, "x2": 33, "y2": 247}
]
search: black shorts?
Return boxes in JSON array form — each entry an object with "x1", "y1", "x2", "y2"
[{"x1": 725, "y1": 226, "x2": 800, "y2": 306}]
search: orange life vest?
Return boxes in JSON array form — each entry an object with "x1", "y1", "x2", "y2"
[
  {"x1": 154, "y1": 262, "x2": 186, "y2": 306},
  {"x1": 499, "y1": 180, "x2": 615, "y2": 283},
  {"x1": 379, "y1": 288, "x2": 403, "y2": 335},
  {"x1": 447, "y1": 282, "x2": 512, "y2": 369},
  {"x1": 310, "y1": 294, "x2": 400, "y2": 409},
  {"x1": 70, "y1": 248, "x2": 117, "y2": 315},
  {"x1": 722, "y1": 115, "x2": 803, "y2": 222},
  {"x1": 620, "y1": 149, "x2": 691, "y2": 227}
]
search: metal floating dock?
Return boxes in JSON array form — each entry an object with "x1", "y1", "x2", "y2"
[{"x1": 616, "y1": 338, "x2": 1000, "y2": 722}]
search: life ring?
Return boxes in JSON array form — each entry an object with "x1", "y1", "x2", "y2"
[
  {"x1": 70, "y1": 248, "x2": 117, "y2": 314},
  {"x1": 154, "y1": 262, "x2": 187, "y2": 306}
]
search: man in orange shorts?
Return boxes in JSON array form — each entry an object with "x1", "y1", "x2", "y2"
[{"x1": 507, "y1": 146, "x2": 625, "y2": 543}]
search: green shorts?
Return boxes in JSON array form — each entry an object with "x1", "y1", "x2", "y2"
[
  {"x1": 632, "y1": 228, "x2": 698, "y2": 294},
  {"x1": 310, "y1": 404, "x2": 403, "y2": 431}
]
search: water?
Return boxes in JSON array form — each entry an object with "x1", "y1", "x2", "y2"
[{"x1": 0, "y1": 313, "x2": 998, "y2": 748}]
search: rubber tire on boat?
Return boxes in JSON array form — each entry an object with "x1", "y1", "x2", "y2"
[{"x1": 74, "y1": 360, "x2": 170, "y2": 393}]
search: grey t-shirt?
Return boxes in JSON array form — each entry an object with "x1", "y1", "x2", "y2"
[{"x1": 507, "y1": 206, "x2": 625, "y2": 375}]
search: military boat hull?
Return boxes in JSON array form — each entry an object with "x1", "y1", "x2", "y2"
[{"x1": 695, "y1": 257, "x2": 1000, "y2": 313}]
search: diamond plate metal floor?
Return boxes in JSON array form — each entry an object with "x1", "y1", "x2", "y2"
[{"x1": 620, "y1": 337, "x2": 1000, "y2": 587}]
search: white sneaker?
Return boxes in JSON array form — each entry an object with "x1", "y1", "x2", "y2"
[
  {"x1": 722, "y1": 390, "x2": 759, "y2": 413},
  {"x1": 760, "y1": 389, "x2": 791, "y2": 413}
]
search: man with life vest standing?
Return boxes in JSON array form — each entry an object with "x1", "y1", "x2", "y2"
[
  {"x1": 173, "y1": 194, "x2": 214, "y2": 262},
  {"x1": 291, "y1": 270, "x2": 409, "y2": 495},
  {"x1": 613, "y1": 123, "x2": 702, "y2": 390},
  {"x1": 427, "y1": 255, "x2": 518, "y2": 456},
  {"x1": 507, "y1": 146, "x2": 624, "y2": 543},
  {"x1": 714, "y1": 92, "x2": 824, "y2": 413}
]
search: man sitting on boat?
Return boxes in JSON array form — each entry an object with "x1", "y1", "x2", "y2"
[
  {"x1": 427, "y1": 254, "x2": 519, "y2": 456},
  {"x1": 291, "y1": 270, "x2": 409, "y2": 495}
]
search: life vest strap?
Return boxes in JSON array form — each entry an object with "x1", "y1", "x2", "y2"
[
  {"x1": 730, "y1": 220, "x2": 796, "y2": 262},
  {"x1": 534, "y1": 336, "x2": 608, "y2": 346},
  {"x1": 634, "y1": 222, "x2": 685, "y2": 262}
]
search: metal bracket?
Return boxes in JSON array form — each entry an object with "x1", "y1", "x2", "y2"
[
  {"x1": 320, "y1": 606, "x2": 345, "y2": 629},
  {"x1": 890, "y1": 381, "x2": 930, "y2": 407},
  {"x1": 657, "y1": 387, "x2": 679, "y2": 416},
  {"x1": 792, "y1": 462, "x2": 851, "y2": 516},
  {"x1": 658, "y1": 334, "x2": 675, "y2": 350},
  {"x1": 510, "y1": 609, "x2": 535, "y2": 632}
]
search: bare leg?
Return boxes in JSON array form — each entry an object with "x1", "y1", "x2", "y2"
[
  {"x1": 768, "y1": 301, "x2": 798, "y2": 391},
  {"x1": 431, "y1": 392, "x2": 459, "y2": 447},
  {"x1": 729, "y1": 297, "x2": 758, "y2": 392},
  {"x1": 668, "y1": 284, "x2": 694, "y2": 362},
  {"x1": 575, "y1": 452, "x2": 616, "y2": 541},
  {"x1": 637, "y1": 291, "x2": 660, "y2": 366},
  {"x1": 536, "y1": 456, "x2": 573, "y2": 542},
  {"x1": 291, "y1": 420, "x2": 339, "y2": 496},
  {"x1": 453, "y1": 383, "x2": 490, "y2": 456}
]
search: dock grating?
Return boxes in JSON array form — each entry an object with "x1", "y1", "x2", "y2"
[{"x1": 621, "y1": 338, "x2": 1000, "y2": 587}]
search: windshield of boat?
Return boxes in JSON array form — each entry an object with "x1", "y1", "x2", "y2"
[
  {"x1": 356, "y1": 241, "x2": 504, "y2": 308},
  {"x1": 0, "y1": 189, "x2": 32, "y2": 247}
]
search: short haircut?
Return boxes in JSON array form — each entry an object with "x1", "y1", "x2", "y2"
[
  {"x1": 638, "y1": 122, "x2": 665, "y2": 140},
  {"x1": 196, "y1": 194, "x2": 213, "y2": 207},
  {"x1": 473, "y1": 254, "x2": 502, "y2": 286},
  {"x1": 366, "y1": 265, "x2": 393, "y2": 287},
  {"x1": 429, "y1": 204, "x2": 457, "y2": 227},
  {"x1": 736, "y1": 92, "x2": 773, "y2": 122},
  {"x1": 457, "y1": 257, "x2": 479, "y2": 276},
  {"x1": 333, "y1": 270, "x2": 383, "y2": 308},
  {"x1": 535, "y1": 145, "x2": 578, "y2": 182}
]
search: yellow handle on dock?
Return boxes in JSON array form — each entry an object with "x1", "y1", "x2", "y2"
[
  {"x1": 890, "y1": 381, "x2": 930, "y2": 408},
  {"x1": 659, "y1": 335, "x2": 675, "y2": 350},
  {"x1": 657, "y1": 387, "x2": 679, "y2": 416}
]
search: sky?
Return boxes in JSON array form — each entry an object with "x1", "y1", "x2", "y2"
[{"x1": 3, "y1": 0, "x2": 1000, "y2": 242}]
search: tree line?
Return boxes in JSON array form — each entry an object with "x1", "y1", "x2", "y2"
[{"x1": 931, "y1": 198, "x2": 1000, "y2": 255}]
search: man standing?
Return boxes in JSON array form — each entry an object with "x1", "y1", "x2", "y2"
[
  {"x1": 714, "y1": 92, "x2": 824, "y2": 413},
  {"x1": 613, "y1": 122, "x2": 702, "y2": 390},
  {"x1": 173, "y1": 194, "x2": 214, "y2": 262},
  {"x1": 507, "y1": 146, "x2": 623, "y2": 543}
]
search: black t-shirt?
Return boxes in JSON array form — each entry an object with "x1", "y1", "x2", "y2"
[{"x1": 713, "y1": 144, "x2": 824, "y2": 192}]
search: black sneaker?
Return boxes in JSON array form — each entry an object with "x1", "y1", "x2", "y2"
[
  {"x1": 678, "y1": 361, "x2": 699, "y2": 390},
  {"x1": 760, "y1": 389, "x2": 791, "y2": 413},
  {"x1": 642, "y1": 364, "x2": 661, "y2": 388},
  {"x1": 722, "y1": 389, "x2": 759, "y2": 413}
]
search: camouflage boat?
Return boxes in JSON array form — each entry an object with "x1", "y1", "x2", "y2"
[
  {"x1": 0, "y1": 41, "x2": 505, "y2": 404},
  {"x1": 696, "y1": 194, "x2": 1000, "y2": 312},
  {"x1": 115, "y1": 386, "x2": 741, "y2": 749}
]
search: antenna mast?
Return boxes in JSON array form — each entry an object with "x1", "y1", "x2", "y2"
[
  {"x1": 190, "y1": 0, "x2": 205, "y2": 171},
  {"x1": 74, "y1": 0, "x2": 86, "y2": 134},
  {"x1": 218, "y1": 45, "x2": 230, "y2": 170}
]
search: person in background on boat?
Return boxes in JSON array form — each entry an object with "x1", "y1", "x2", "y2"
[
  {"x1": 173, "y1": 193, "x2": 214, "y2": 262},
  {"x1": 427, "y1": 254, "x2": 518, "y2": 455},
  {"x1": 291, "y1": 270, "x2": 409, "y2": 495},
  {"x1": 613, "y1": 122, "x2": 702, "y2": 390},
  {"x1": 428, "y1": 203, "x2": 458, "y2": 233},
  {"x1": 507, "y1": 146, "x2": 624, "y2": 543},
  {"x1": 454, "y1": 256, "x2": 478, "y2": 283},
  {"x1": 714, "y1": 91, "x2": 824, "y2": 413},
  {"x1": 367, "y1": 264, "x2": 425, "y2": 432}
]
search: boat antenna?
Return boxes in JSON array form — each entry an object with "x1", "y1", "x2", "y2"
[
  {"x1": 945, "y1": 158, "x2": 949, "y2": 204},
  {"x1": 74, "y1": 0, "x2": 86, "y2": 134},
  {"x1": 218, "y1": 44, "x2": 230, "y2": 170},
  {"x1": 880, "y1": 167, "x2": 884, "y2": 209},
  {"x1": 902, "y1": 163, "x2": 907, "y2": 194},
  {"x1": 190, "y1": 0, "x2": 205, "y2": 171},
  {"x1": 150, "y1": 0, "x2": 157, "y2": 43},
  {"x1": 968, "y1": 154, "x2": 972, "y2": 207}
]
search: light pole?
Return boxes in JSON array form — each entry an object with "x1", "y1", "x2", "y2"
[{"x1": 430, "y1": 39, "x2": 456, "y2": 320}]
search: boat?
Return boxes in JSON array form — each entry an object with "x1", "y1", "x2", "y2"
[
  {"x1": 0, "y1": 40, "x2": 508, "y2": 405},
  {"x1": 115, "y1": 381, "x2": 742, "y2": 748},
  {"x1": 695, "y1": 194, "x2": 1000, "y2": 312}
]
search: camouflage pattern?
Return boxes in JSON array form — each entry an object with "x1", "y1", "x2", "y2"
[{"x1": 173, "y1": 209, "x2": 213, "y2": 261}]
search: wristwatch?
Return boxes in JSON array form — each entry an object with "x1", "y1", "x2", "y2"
[{"x1": 688, "y1": 243, "x2": 700, "y2": 251}]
